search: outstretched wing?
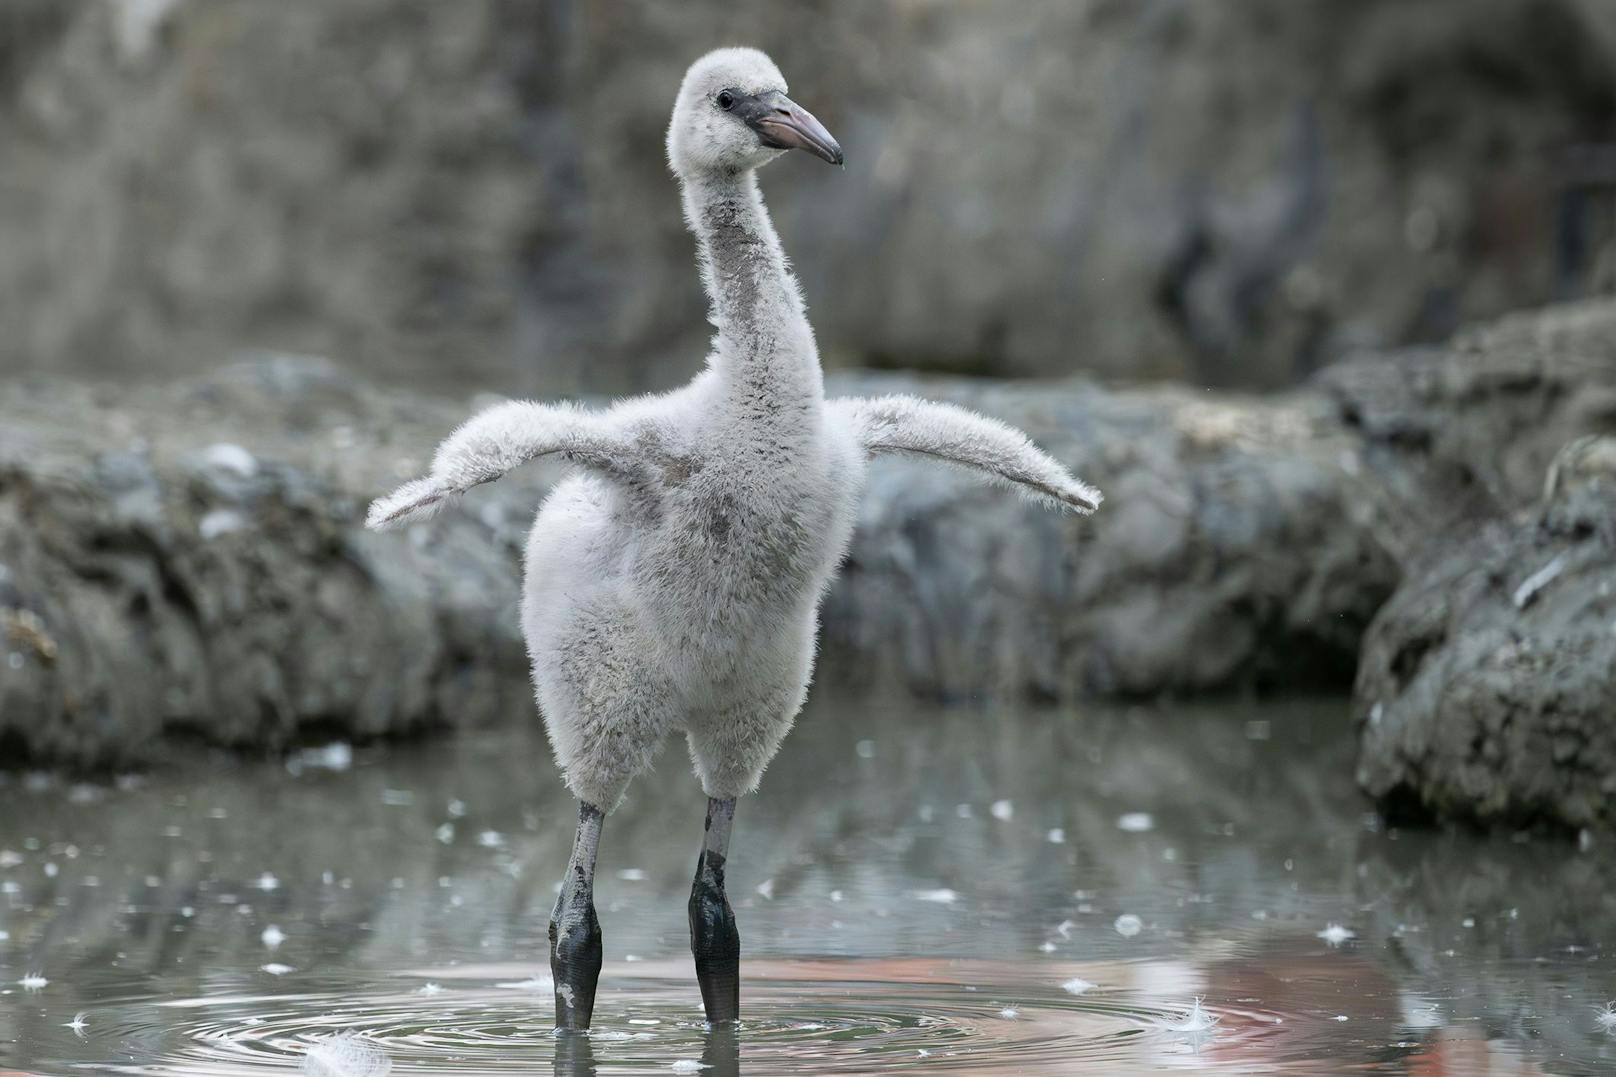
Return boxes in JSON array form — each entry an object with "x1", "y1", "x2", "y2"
[
  {"x1": 831, "y1": 394, "x2": 1101, "y2": 514},
  {"x1": 366, "y1": 400, "x2": 637, "y2": 530}
]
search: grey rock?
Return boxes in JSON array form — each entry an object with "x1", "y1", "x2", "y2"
[
  {"x1": 1354, "y1": 447, "x2": 1616, "y2": 831},
  {"x1": 1337, "y1": 301, "x2": 1616, "y2": 829},
  {"x1": 821, "y1": 372, "x2": 1395, "y2": 700},
  {"x1": 0, "y1": 363, "x2": 546, "y2": 766},
  {"x1": 1317, "y1": 300, "x2": 1616, "y2": 560}
]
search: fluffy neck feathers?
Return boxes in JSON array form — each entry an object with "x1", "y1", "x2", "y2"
[{"x1": 681, "y1": 170, "x2": 823, "y2": 414}]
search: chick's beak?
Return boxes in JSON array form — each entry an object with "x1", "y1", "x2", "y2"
[{"x1": 742, "y1": 91, "x2": 844, "y2": 166}]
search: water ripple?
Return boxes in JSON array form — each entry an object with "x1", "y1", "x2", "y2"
[{"x1": 58, "y1": 959, "x2": 1326, "y2": 1074}]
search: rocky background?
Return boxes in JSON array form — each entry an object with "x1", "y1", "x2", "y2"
[
  {"x1": 5, "y1": 300, "x2": 1616, "y2": 833},
  {"x1": 4, "y1": 1, "x2": 1616, "y2": 834},
  {"x1": 1, "y1": 0, "x2": 1614, "y2": 395}
]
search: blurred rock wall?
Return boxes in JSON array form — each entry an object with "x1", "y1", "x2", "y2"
[{"x1": 2, "y1": 0, "x2": 1613, "y2": 396}]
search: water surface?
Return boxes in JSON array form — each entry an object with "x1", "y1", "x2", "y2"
[{"x1": 1, "y1": 695, "x2": 1613, "y2": 1074}]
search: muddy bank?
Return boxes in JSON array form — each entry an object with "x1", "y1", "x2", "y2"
[
  {"x1": 4, "y1": 299, "x2": 1615, "y2": 786},
  {"x1": 0, "y1": 359, "x2": 542, "y2": 766},
  {"x1": 820, "y1": 373, "x2": 1391, "y2": 700},
  {"x1": 0, "y1": 355, "x2": 1388, "y2": 766}
]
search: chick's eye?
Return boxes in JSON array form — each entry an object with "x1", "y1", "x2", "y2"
[{"x1": 716, "y1": 91, "x2": 735, "y2": 111}]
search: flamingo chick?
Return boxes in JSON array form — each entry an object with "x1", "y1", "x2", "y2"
[{"x1": 367, "y1": 47, "x2": 1101, "y2": 1030}]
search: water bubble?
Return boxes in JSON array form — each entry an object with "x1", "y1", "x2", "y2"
[{"x1": 1113, "y1": 914, "x2": 1142, "y2": 938}]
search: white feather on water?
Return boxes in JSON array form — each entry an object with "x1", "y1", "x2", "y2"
[
  {"x1": 1165, "y1": 997, "x2": 1219, "y2": 1033},
  {"x1": 1316, "y1": 923, "x2": 1356, "y2": 946},
  {"x1": 1597, "y1": 1003, "x2": 1616, "y2": 1034},
  {"x1": 300, "y1": 1032, "x2": 393, "y2": 1076}
]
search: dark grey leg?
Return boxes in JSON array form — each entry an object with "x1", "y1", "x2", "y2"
[
  {"x1": 688, "y1": 796, "x2": 740, "y2": 1024},
  {"x1": 550, "y1": 801, "x2": 605, "y2": 1031}
]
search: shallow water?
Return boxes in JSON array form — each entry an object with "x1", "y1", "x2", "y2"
[{"x1": 2, "y1": 695, "x2": 1614, "y2": 1075}]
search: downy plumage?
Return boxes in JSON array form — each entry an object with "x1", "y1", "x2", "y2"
[{"x1": 368, "y1": 46, "x2": 1100, "y2": 1029}]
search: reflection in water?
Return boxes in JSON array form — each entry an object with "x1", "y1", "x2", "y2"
[
  {"x1": 553, "y1": 1028, "x2": 596, "y2": 1076},
  {"x1": 0, "y1": 693, "x2": 1613, "y2": 1073},
  {"x1": 700, "y1": 1023, "x2": 741, "y2": 1077},
  {"x1": 550, "y1": 1024, "x2": 736, "y2": 1077}
]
